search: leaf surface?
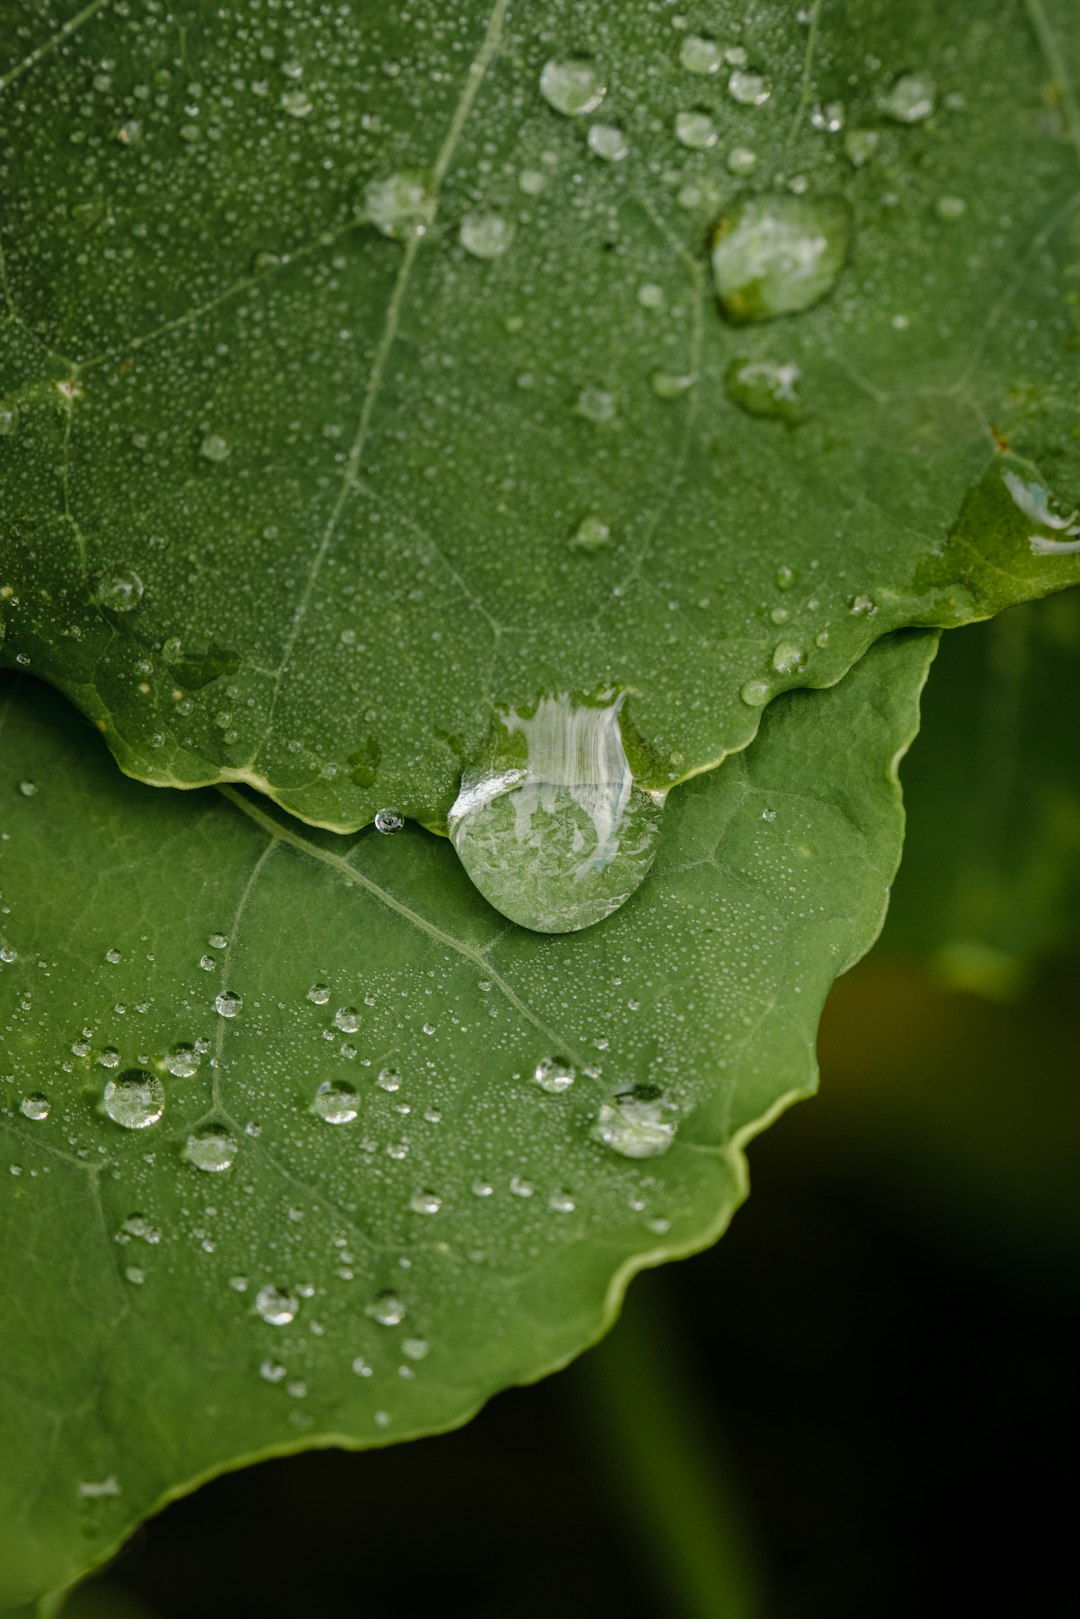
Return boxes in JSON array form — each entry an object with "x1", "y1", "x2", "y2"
[
  {"x1": 0, "y1": 629, "x2": 932, "y2": 1603},
  {"x1": 0, "y1": 0, "x2": 1078, "y2": 827}
]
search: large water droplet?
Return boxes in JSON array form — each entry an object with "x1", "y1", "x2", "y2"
[
  {"x1": 103, "y1": 1070, "x2": 165, "y2": 1129},
  {"x1": 364, "y1": 171, "x2": 436, "y2": 239},
  {"x1": 711, "y1": 194, "x2": 852, "y2": 322},
  {"x1": 727, "y1": 69, "x2": 771, "y2": 106},
  {"x1": 214, "y1": 989, "x2": 243, "y2": 1018},
  {"x1": 19, "y1": 1093, "x2": 50, "y2": 1121},
  {"x1": 593, "y1": 1086, "x2": 677, "y2": 1158},
  {"x1": 533, "y1": 1057, "x2": 575, "y2": 1093},
  {"x1": 313, "y1": 1080, "x2": 359, "y2": 1124},
  {"x1": 539, "y1": 57, "x2": 606, "y2": 117},
  {"x1": 185, "y1": 1125, "x2": 237, "y2": 1172},
  {"x1": 448, "y1": 691, "x2": 664, "y2": 934}
]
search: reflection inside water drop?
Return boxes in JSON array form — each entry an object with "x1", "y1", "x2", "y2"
[{"x1": 448, "y1": 691, "x2": 664, "y2": 934}]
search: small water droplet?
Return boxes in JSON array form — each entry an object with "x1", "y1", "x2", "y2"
[
  {"x1": 650, "y1": 369, "x2": 697, "y2": 400},
  {"x1": 593, "y1": 1086, "x2": 677, "y2": 1158},
  {"x1": 679, "y1": 35, "x2": 722, "y2": 76},
  {"x1": 185, "y1": 1125, "x2": 237, "y2": 1172},
  {"x1": 409, "y1": 1190, "x2": 442, "y2": 1215},
  {"x1": 334, "y1": 1006, "x2": 361, "y2": 1033},
  {"x1": 711, "y1": 195, "x2": 852, "y2": 322},
  {"x1": 851, "y1": 594, "x2": 877, "y2": 617},
  {"x1": 90, "y1": 570, "x2": 144, "y2": 612},
  {"x1": 533, "y1": 1057, "x2": 575, "y2": 1094},
  {"x1": 776, "y1": 566, "x2": 796, "y2": 590},
  {"x1": 879, "y1": 72, "x2": 935, "y2": 124},
  {"x1": 200, "y1": 433, "x2": 231, "y2": 463},
  {"x1": 19, "y1": 1093, "x2": 50, "y2": 1121},
  {"x1": 568, "y1": 513, "x2": 612, "y2": 553},
  {"x1": 727, "y1": 69, "x2": 771, "y2": 106},
  {"x1": 364, "y1": 171, "x2": 436, "y2": 239},
  {"x1": 307, "y1": 982, "x2": 331, "y2": 1005},
  {"x1": 448, "y1": 691, "x2": 664, "y2": 934},
  {"x1": 539, "y1": 57, "x2": 606, "y2": 117},
  {"x1": 313, "y1": 1081, "x2": 359, "y2": 1124},
  {"x1": 103, "y1": 1070, "x2": 165, "y2": 1129},
  {"x1": 638, "y1": 281, "x2": 664, "y2": 309},
  {"x1": 260, "y1": 1358, "x2": 287, "y2": 1383},
  {"x1": 165, "y1": 1042, "x2": 199, "y2": 1078},
  {"x1": 726, "y1": 358, "x2": 804, "y2": 420},
  {"x1": 575, "y1": 386, "x2": 617, "y2": 424},
  {"x1": 402, "y1": 1337, "x2": 429, "y2": 1361},
  {"x1": 374, "y1": 808, "x2": 404, "y2": 835},
  {"x1": 460, "y1": 212, "x2": 514, "y2": 259},
  {"x1": 674, "y1": 109, "x2": 717, "y2": 149},
  {"x1": 18, "y1": 780, "x2": 38, "y2": 798},
  {"x1": 367, "y1": 1291, "x2": 406, "y2": 1327},
  {"x1": 727, "y1": 146, "x2": 758, "y2": 175},
  {"x1": 255, "y1": 1285, "x2": 298, "y2": 1326},
  {"x1": 771, "y1": 641, "x2": 805, "y2": 674},
  {"x1": 549, "y1": 1189, "x2": 576, "y2": 1213},
  {"x1": 280, "y1": 86, "x2": 312, "y2": 118},
  {"x1": 740, "y1": 678, "x2": 772, "y2": 708},
  {"x1": 119, "y1": 1213, "x2": 161, "y2": 1245},
  {"x1": 214, "y1": 989, "x2": 243, "y2": 1018},
  {"x1": 587, "y1": 122, "x2": 628, "y2": 161},
  {"x1": 198, "y1": 954, "x2": 215, "y2": 972},
  {"x1": 934, "y1": 194, "x2": 967, "y2": 222}
]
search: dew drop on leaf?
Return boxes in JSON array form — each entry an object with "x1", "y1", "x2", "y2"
[
  {"x1": 448, "y1": 691, "x2": 664, "y2": 934},
  {"x1": 90, "y1": 570, "x2": 144, "y2": 612},
  {"x1": 102, "y1": 1070, "x2": 165, "y2": 1130},
  {"x1": 409, "y1": 1190, "x2": 442, "y2": 1215},
  {"x1": 364, "y1": 171, "x2": 436, "y2": 240},
  {"x1": 374, "y1": 808, "x2": 404, "y2": 834},
  {"x1": 533, "y1": 1057, "x2": 575, "y2": 1093},
  {"x1": 19, "y1": 1093, "x2": 50, "y2": 1121},
  {"x1": 367, "y1": 1291, "x2": 406, "y2": 1326},
  {"x1": 711, "y1": 195, "x2": 853, "y2": 322},
  {"x1": 727, "y1": 69, "x2": 772, "y2": 106},
  {"x1": 459, "y1": 212, "x2": 514, "y2": 259},
  {"x1": 214, "y1": 989, "x2": 243, "y2": 1018},
  {"x1": 725, "y1": 357, "x2": 804, "y2": 420},
  {"x1": 586, "y1": 123, "x2": 628, "y2": 161},
  {"x1": 185, "y1": 1125, "x2": 237, "y2": 1173},
  {"x1": 679, "y1": 35, "x2": 722, "y2": 76},
  {"x1": 879, "y1": 72, "x2": 936, "y2": 124},
  {"x1": 255, "y1": 1285, "x2": 298, "y2": 1326},
  {"x1": 674, "y1": 110, "x2": 717, "y2": 149},
  {"x1": 593, "y1": 1086, "x2": 677, "y2": 1159},
  {"x1": 539, "y1": 57, "x2": 606, "y2": 117},
  {"x1": 312, "y1": 1081, "x2": 359, "y2": 1124}
]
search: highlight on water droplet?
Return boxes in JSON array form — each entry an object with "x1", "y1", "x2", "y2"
[
  {"x1": 447, "y1": 689, "x2": 665, "y2": 934},
  {"x1": 103, "y1": 1069, "x2": 165, "y2": 1130},
  {"x1": 364, "y1": 171, "x2": 436, "y2": 239},
  {"x1": 460, "y1": 212, "x2": 514, "y2": 259},
  {"x1": 711, "y1": 194, "x2": 852, "y2": 322},
  {"x1": 593, "y1": 1085, "x2": 677, "y2": 1159},
  {"x1": 185, "y1": 1124, "x2": 237, "y2": 1172},
  {"x1": 725, "y1": 357, "x2": 804, "y2": 420},
  {"x1": 539, "y1": 57, "x2": 606, "y2": 117},
  {"x1": 312, "y1": 1080, "x2": 359, "y2": 1124}
]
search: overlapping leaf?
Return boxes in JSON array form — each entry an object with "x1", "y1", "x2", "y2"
[
  {"x1": 0, "y1": 630, "x2": 932, "y2": 1603},
  {"x1": 1, "y1": 0, "x2": 1078, "y2": 827}
]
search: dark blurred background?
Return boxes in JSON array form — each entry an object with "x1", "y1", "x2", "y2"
[{"x1": 68, "y1": 606, "x2": 1080, "y2": 1619}]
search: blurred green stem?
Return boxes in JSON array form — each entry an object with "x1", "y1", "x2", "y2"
[{"x1": 572, "y1": 1276, "x2": 762, "y2": 1619}]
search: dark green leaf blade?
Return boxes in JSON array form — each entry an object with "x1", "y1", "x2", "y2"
[
  {"x1": 0, "y1": 0, "x2": 1077, "y2": 826},
  {"x1": 0, "y1": 628, "x2": 932, "y2": 1603}
]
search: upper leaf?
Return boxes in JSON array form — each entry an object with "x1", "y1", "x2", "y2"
[
  {"x1": 0, "y1": 629, "x2": 932, "y2": 1604},
  {"x1": 0, "y1": 0, "x2": 1077, "y2": 828}
]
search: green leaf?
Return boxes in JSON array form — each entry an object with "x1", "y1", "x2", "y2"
[
  {"x1": 882, "y1": 591, "x2": 1080, "y2": 991},
  {"x1": 0, "y1": 628, "x2": 933, "y2": 1604},
  {"x1": 1, "y1": 0, "x2": 1078, "y2": 828}
]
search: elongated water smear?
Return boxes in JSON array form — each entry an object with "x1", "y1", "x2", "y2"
[{"x1": 448, "y1": 691, "x2": 665, "y2": 933}]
